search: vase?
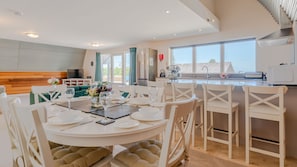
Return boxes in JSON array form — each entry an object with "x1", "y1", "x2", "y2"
[{"x1": 91, "y1": 96, "x2": 101, "y2": 108}]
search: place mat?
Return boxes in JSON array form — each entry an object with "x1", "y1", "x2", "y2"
[
  {"x1": 90, "y1": 105, "x2": 139, "y2": 120},
  {"x1": 55, "y1": 100, "x2": 139, "y2": 120}
]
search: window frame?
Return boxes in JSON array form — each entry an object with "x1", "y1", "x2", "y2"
[
  {"x1": 170, "y1": 38, "x2": 256, "y2": 75},
  {"x1": 101, "y1": 51, "x2": 130, "y2": 84}
]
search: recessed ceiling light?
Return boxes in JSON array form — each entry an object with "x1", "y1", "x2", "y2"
[
  {"x1": 91, "y1": 42, "x2": 103, "y2": 47},
  {"x1": 25, "y1": 32, "x2": 39, "y2": 38},
  {"x1": 165, "y1": 10, "x2": 170, "y2": 14}
]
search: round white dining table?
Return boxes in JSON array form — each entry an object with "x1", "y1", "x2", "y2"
[{"x1": 44, "y1": 104, "x2": 167, "y2": 147}]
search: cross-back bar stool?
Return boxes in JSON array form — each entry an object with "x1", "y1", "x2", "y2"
[
  {"x1": 243, "y1": 86, "x2": 288, "y2": 167},
  {"x1": 202, "y1": 84, "x2": 239, "y2": 159},
  {"x1": 171, "y1": 82, "x2": 204, "y2": 146}
]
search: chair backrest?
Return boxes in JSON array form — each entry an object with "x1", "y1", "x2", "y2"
[
  {"x1": 13, "y1": 102, "x2": 55, "y2": 167},
  {"x1": 134, "y1": 85, "x2": 150, "y2": 98},
  {"x1": 147, "y1": 80, "x2": 166, "y2": 87},
  {"x1": 172, "y1": 83, "x2": 196, "y2": 101},
  {"x1": 0, "y1": 93, "x2": 27, "y2": 167},
  {"x1": 117, "y1": 85, "x2": 135, "y2": 98},
  {"x1": 202, "y1": 84, "x2": 234, "y2": 112},
  {"x1": 148, "y1": 86, "x2": 165, "y2": 103},
  {"x1": 147, "y1": 81, "x2": 166, "y2": 102},
  {"x1": 159, "y1": 97, "x2": 197, "y2": 167},
  {"x1": 31, "y1": 84, "x2": 67, "y2": 103},
  {"x1": 243, "y1": 86, "x2": 288, "y2": 115}
]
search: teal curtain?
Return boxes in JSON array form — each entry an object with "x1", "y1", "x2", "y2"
[
  {"x1": 95, "y1": 52, "x2": 102, "y2": 81},
  {"x1": 129, "y1": 47, "x2": 137, "y2": 85}
]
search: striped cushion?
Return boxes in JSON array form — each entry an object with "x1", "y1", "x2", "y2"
[
  {"x1": 32, "y1": 140, "x2": 110, "y2": 167},
  {"x1": 52, "y1": 146, "x2": 111, "y2": 167},
  {"x1": 114, "y1": 140, "x2": 161, "y2": 167}
]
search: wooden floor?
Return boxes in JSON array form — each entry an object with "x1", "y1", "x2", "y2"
[
  {"x1": 2, "y1": 118, "x2": 297, "y2": 167},
  {"x1": 188, "y1": 136, "x2": 297, "y2": 167}
]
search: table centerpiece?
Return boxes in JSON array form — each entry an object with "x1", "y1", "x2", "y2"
[{"x1": 87, "y1": 81, "x2": 111, "y2": 108}]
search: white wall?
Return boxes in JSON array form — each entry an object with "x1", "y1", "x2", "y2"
[
  {"x1": 0, "y1": 39, "x2": 85, "y2": 71},
  {"x1": 83, "y1": 50, "x2": 97, "y2": 82},
  {"x1": 98, "y1": 0, "x2": 292, "y2": 75}
]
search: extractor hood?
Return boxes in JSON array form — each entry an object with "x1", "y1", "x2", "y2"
[
  {"x1": 257, "y1": 1, "x2": 294, "y2": 47},
  {"x1": 257, "y1": 28, "x2": 294, "y2": 47}
]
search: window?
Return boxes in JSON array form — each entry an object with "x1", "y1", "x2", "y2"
[
  {"x1": 112, "y1": 54, "x2": 123, "y2": 83},
  {"x1": 125, "y1": 52, "x2": 130, "y2": 84},
  {"x1": 195, "y1": 43, "x2": 220, "y2": 73},
  {"x1": 101, "y1": 52, "x2": 130, "y2": 84},
  {"x1": 101, "y1": 54, "x2": 111, "y2": 82},
  {"x1": 171, "y1": 47, "x2": 193, "y2": 73},
  {"x1": 170, "y1": 38, "x2": 256, "y2": 74},
  {"x1": 224, "y1": 40, "x2": 255, "y2": 73}
]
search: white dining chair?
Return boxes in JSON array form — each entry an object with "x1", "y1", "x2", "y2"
[
  {"x1": 12, "y1": 102, "x2": 112, "y2": 167},
  {"x1": 117, "y1": 84, "x2": 135, "y2": 98},
  {"x1": 202, "y1": 84, "x2": 239, "y2": 159},
  {"x1": 147, "y1": 80, "x2": 166, "y2": 87},
  {"x1": 154, "y1": 79, "x2": 173, "y2": 102},
  {"x1": 134, "y1": 85, "x2": 150, "y2": 98},
  {"x1": 243, "y1": 86, "x2": 288, "y2": 167},
  {"x1": 147, "y1": 81, "x2": 166, "y2": 102},
  {"x1": 172, "y1": 82, "x2": 204, "y2": 146},
  {"x1": 0, "y1": 93, "x2": 26, "y2": 167},
  {"x1": 111, "y1": 97, "x2": 197, "y2": 167},
  {"x1": 31, "y1": 84, "x2": 67, "y2": 103}
]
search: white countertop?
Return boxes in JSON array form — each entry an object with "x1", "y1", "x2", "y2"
[{"x1": 166, "y1": 78, "x2": 269, "y2": 87}]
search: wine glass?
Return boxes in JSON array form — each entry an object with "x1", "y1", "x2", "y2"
[
  {"x1": 149, "y1": 87, "x2": 158, "y2": 104},
  {"x1": 65, "y1": 88, "x2": 75, "y2": 111},
  {"x1": 98, "y1": 91, "x2": 114, "y2": 125},
  {"x1": 48, "y1": 85, "x2": 57, "y2": 103}
]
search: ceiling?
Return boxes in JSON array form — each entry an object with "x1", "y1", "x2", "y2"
[
  {"x1": 0, "y1": 0, "x2": 219, "y2": 50},
  {"x1": 258, "y1": 0, "x2": 297, "y2": 26}
]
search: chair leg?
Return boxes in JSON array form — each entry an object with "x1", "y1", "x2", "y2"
[
  {"x1": 204, "y1": 110, "x2": 208, "y2": 151},
  {"x1": 228, "y1": 113, "x2": 232, "y2": 159},
  {"x1": 245, "y1": 116, "x2": 250, "y2": 164},
  {"x1": 210, "y1": 111, "x2": 214, "y2": 137},
  {"x1": 235, "y1": 108, "x2": 239, "y2": 147},
  {"x1": 280, "y1": 117, "x2": 285, "y2": 167},
  {"x1": 191, "y1": 108, "x2": 196, "y2": 147},
  {"x1": 200, "y1": 104, "x2": 204, "y2": 137}
]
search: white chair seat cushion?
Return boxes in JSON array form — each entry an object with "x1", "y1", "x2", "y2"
[
  {"x1": 207, "y1": 100, "x2": 238, "y2": 113},
  {"x1": 249, "y1": 104, "x2": 285, "y2": 115},
  {"x1": 114, "y1": 140, "x2": 161, "y2": 167},
  {"x1": 50, "y1": 145, "x2": 111, "y2": 167}
]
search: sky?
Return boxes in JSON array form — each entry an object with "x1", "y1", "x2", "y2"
[{"x1": 172, "y1": 39, "x2": 256, "y2": 73}]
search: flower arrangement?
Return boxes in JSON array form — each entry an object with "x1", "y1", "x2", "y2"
[
  {"x1": 47, "y1": 77, "x2": 59, "y2": 85},
  {"x1": 87, "y1": 81, "x2": 111, "y2": 97},
  {"x1": 220, "y1": 73, "x2": 228, "y2": 79}
]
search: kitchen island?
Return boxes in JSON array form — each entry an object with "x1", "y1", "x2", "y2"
[{"x1": 159, "y1": 78, "x2": 297, "y2": 158}]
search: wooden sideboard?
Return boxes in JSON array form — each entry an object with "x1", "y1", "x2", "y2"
[{"x1": 0, "y1": 72, "x2": 67, "y2": 94}]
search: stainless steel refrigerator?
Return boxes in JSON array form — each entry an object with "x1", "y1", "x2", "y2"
[{"x1": 137, "y1": 48, "x2": 158, "y2": 86}]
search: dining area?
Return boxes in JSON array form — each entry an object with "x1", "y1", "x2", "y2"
[
  {"x1": 0, "y1": 82, "x2": 198, "y2": 167},
  {"x1": 1, "y1": 80, "x2": 297, "y2": 167}
]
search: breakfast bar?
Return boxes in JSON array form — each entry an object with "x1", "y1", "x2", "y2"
[{"x1": 161, "y1": 78, "x2": 297, "y2": 158}]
